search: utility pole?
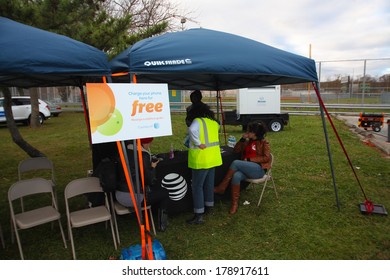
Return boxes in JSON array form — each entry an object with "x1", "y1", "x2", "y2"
[{"x1": 308, "y1": 44, "x2": 312, "y2": 102}]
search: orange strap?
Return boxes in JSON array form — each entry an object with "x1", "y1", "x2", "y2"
[
  {"x1": 136, "y1": 139, "x2": 154, "y2": 260},
  {"x1": 140, "y1": 225, "x2": 146, "y2": 260},
  {"x1": 112, "y1": 72, "x2": 129, "y2": 77},
  {"x1": 133, "y1": 74, "x2": 153, "y2": 260}
]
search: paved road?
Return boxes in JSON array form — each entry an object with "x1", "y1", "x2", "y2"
[{"x1": 335, "y1": 114, "x2": 389, "y2": 155}]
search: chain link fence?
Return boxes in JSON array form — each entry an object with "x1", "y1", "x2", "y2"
[{"x1": 2, "y1": 58, "x2": 389, "y2": 106}]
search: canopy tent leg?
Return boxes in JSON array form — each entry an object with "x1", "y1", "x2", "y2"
[
  {"x1": 313, "y1": 81, "x2": 375, "y2": 212},
  {"x1": 79, "y1": 85, "x2": 92, "y2": 147},
  {"x1": 216, "y1": 90, "x2": 227, "y2": 145},
  {"x1": 314, "y1": 82, "x2": 341, "y2": 210}
]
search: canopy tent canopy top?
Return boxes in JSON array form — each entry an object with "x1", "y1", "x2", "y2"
[
  {"x1": 0, "y1": 16, "x2": 110, "y2": 88},
  {"x1": 110, "y1": 28, "x2": 318, "y2": 90}
]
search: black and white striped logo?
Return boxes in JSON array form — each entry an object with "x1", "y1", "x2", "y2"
[{"x1": 161, "y1": 173, "x2": 187, "y2": 201}]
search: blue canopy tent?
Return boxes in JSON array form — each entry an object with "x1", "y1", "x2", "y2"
[
  {"x1": 110, "y1": 28, "x2": 317, "y2": 90},
  {"x1": 109, "y1": 28, "x2": 382, "y2": 214},
  {"x1": 108, "y1": 27, "x2": 320, "y2": 171},
  {"x1": 0, "y1": 16, "x2": 110, "y2": 88},
  {"x1": 0, "y1": 16, "x2": 111, "y2": 149}
]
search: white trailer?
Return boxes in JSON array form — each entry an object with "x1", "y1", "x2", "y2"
[{"x1": 223, "y1": 85, "x2": 289, "y2": 132}]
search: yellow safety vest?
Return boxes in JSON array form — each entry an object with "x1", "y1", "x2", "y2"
[{"x1": 188, "y1": 117, "x2": 222, "y2": 169}]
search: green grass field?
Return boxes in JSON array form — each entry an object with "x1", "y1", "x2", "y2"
[{"x1": 0, "y1": 112, "x2": 389, "y2": 260}]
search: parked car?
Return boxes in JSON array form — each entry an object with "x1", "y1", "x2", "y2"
[
  {"x1": 44, "y1": 100, "x2": 62, "y2": 117},
  {"x1": 0, "y1": 96, "x2": 51, "y2": 125}
]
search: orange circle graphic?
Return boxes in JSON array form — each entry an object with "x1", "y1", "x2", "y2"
[{"x1": 87, "y1": 83, "x2": 116, "y2": 126}]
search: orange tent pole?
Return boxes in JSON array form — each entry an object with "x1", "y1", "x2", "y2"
[
  {"x1": 136, "y1": 138, "x2": 154, "y2": 260},
  {"x1": 132, "y1": 74, "x2": 154, "y2": 260}
]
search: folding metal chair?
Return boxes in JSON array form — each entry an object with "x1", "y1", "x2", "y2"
[
  {"x1": 8, "y1": 178, "x2": 67, "y2": 259},
  {"x1": 246, "y1": 153, "x2": 278, "y2": 207},
  {"x1": 109, "y1": 192, "x2": 156, "y2": 245},
  {"x1": 64, "y1": 177, "x2": 117, "y2": 260}
]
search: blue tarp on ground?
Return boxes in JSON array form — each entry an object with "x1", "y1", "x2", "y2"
[
  {"x1": 0, "y1": 16, "x2": 110, "y2": 88},
  {"x1": 110, "y1": 28, "x2": 318, "y2": 90}
]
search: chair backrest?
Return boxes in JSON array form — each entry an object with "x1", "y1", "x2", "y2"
[
  {"x1": 64, "y1": 177, "x2": 103, "y2": 199},
  {"x1": 9, "y1": 178, "x2": 53, "y2": 202},
  {"x1": 18, "y1": 157, "x2": 55, "y2": 183}
]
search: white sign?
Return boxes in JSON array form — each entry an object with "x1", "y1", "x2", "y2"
[{"x1": 86, "y1": 83, "x2": 172, "y2": 144}]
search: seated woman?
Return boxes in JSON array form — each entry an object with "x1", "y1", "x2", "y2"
[
  {"x1": 115, "y1": 137, "x2": 169, "y2": 232},
  {"x1": 214, "y1": 121, "x2": 271, "y2": 214}
]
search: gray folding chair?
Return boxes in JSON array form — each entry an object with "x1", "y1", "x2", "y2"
[
  {"x1": 109, "y1": 192, "x2": 156, "y2": 245},
  {"x1": 18, "y1": 157, "x2": 57, "y2": 211},
  {"x1": 64, "y1": 177, "x2": 117, "y2": 260},
  {"x1": 246, "y1": 153, "x2": 278, "y2": 207},
  {"x1": 8, "y1": 178, "x2": 67, "y2": 259}
]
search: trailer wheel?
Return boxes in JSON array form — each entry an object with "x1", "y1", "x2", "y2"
[
  {"x1": 373, "y1": 126, "x2": 381, "y2": 132},
  {"x1": 269, "y1": 119, "x2": 284, "y2": 132}
]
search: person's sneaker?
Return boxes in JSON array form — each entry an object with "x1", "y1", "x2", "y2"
[{"x1": 186, "y1": 214, "x2": 204, "y2": 225}]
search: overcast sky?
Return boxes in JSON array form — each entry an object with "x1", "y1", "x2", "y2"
[{"x1": 172, "y1": 0, "x2": 390, "y2": 79}]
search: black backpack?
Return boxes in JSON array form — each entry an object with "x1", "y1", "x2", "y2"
[{"x1": 93, "y1": 157, "x2": 119, "y2": 193}]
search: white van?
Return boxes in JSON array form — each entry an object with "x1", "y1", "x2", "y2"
[{"x1": 0, "y1": 96, "x2": 51, "y2": 125}]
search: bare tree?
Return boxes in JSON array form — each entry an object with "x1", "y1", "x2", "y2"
[
  {"x1": 110, "y1": 0, "x2": 197, "y2": 32},
  {"x1": 29, "y1": 88, "x2": 41, "y2": 128},
  {"x1": 58, "y1": 87, "x2": 68, "y2": 102},
  {"x1": 1, "y1": 87, "x2": 46, "y2": 157}
]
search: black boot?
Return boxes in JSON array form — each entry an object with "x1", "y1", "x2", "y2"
[
  {"x1": 186, "y1": 213, "x2": 204, "y2": 225},
  {"x1": 158, "y1": 208, "x2": 168, "y2": 232}
]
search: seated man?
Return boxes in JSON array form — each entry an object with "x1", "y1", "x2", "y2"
[{"x1": 115, "y1": 137, "x2": 170, "y2": 232}]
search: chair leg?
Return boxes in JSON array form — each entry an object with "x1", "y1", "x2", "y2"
[
  {"x1": 58, "y1": 220, "x2": 67, "y2": 249},
  {"x1": 256, "y1": 177, "x2": 278, "y2": 207},
  {"x1": 0, "y1": 223, "x2": 5, "y2": 249},
  {"x1": 148, "y1": 208, "x2": 156, "y2": 236},
  {"x1": 10, "y1": 218, "x2": 14, "y2": 244},
  {"x1": 67, "y1": 223, "x2": 77, "y2": 260},
  {"x1": 109, "y1": 218, "x2": 118, "y2": 250},
  {"x1": 12, "y1": 224, "x2": 24, "y2": 260},
  {"x1": 112, "y1": 211, "x2": 121, "y2": 246},
  {"x1": 109, "y1": 199, "x2": 120, "y2": 245},
  {"x1": 271, "y1": 177, "x2": 278, "y2": 199},
  {"x1": 257, "y1": 180, "x2": 269, "y2": 207}
]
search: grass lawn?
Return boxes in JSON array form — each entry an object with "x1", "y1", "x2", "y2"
[{"x1": 0, "y1": 111, "x2": 389, "y2": 260}]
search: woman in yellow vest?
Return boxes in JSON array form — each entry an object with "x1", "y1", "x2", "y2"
[{"x1": 187, "y1": 100, "x2": 222, "y2": 224}]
